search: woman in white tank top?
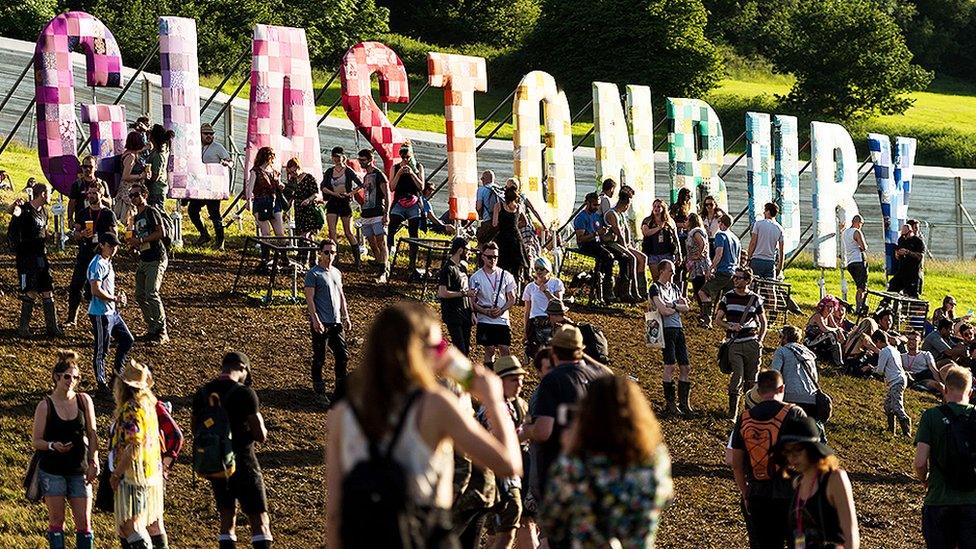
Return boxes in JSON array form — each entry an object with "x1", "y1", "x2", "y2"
[{"x1": 325, "y1": 302, "x2": 523, "y2": 548}]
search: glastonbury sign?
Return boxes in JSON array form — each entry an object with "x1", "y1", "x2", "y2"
[{"x1": 31, "y1": 12, "x2": 915, "y2": 272}]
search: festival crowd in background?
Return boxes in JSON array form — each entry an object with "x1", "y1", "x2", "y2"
[{"x1": 8, "y1": 117, "x2": 976, "y2": 549}]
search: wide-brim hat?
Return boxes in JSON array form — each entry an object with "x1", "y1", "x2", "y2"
[
  {"x1": 120, "y1": 360, "x2": 154, "y2": 390},
  {"x1": 201, "y1": 122, "x2": 215, "y2": 134},
  {"x1": 546, "y1": 299, "x2": 569, "y2": 315},
  {"x1": 493, "y1": 355, "x2": 527, "y2": 378},
  {"x1": 774, "y1": 416, "x2": 833, "y2": 458},
  {"x1": 550, "y1": 324, "x2": 583, "y2": 351}
]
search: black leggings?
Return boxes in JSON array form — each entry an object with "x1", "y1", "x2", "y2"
[
  {"x1": 68, "y1": 249, "x2": 95, "y2": 315},
  {"x1": 387, "y1": 214, "x2": 421, "y2": 269}
]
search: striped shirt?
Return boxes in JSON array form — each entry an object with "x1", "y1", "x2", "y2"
[{"x1": 718, "y1": 289, "x2": 764, "y2": 342}]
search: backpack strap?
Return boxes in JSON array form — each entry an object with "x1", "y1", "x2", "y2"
[{"x1": 383, "y1": 390, "x2": 423, "y2": 460}]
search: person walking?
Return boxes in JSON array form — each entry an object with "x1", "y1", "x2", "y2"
[
  {"x1": 188, "y1": 123, "x2": 231, "y2": 249},
  {"x1": 914, "y1": 365, "x2": 976, "y2": 548},
  {"x1": 31, "y1": 350, "x2": 99, "y2": 549},
  {"x1": 67, "y1": 155, "x2": 112, "y2": 223},
  {"x1": 9, "y1": 181, "x2": 62, "y2": 337},
  {"x1": 522, "y1": 257, "x2": 565, "y2": 361},
  {"x1": 438, "y1": 237, "x2": 477, "y2": 355},
  {"x1": 108, "y1": 360, "x2": 165, "y2": 549},
  {"x1": 714, "y1": 266, "x2": 767, "y2": 419},
  {"x1": 87, "y1": 232, "x2": 134, "y2": 398},
  {"x1": 774, "y1": 417, "x2": 860, "y2": 549},
  {"x1": 746, "y1": 202, "x2": 785, "y2": 280},
  {"x1": 685, "y1": 212, "x2": 711, "y2": 318},
  {"x1": 729, "y1": 370, "x2": 808, "y2": 549},
  {"x1": 699, "y1": 213, "x2": 741, "y2": 328},
  {"x1": 303, "y1": 239, "x2": 351, "y2": 407},
  {"x1": 541, "y1": 375, "x2": 673, "y2": 548},
  {"x1": 649, "y1": 259, "x2": 694, "y2": 417},
  {"x1": 192, "y1": 352, "x2": 272, "y2": 549},
  {"x1": 843, "y1": 215, "x2": 869, "y2": 315},
  {"x1": 127, "y1": 184, "x2": 169, "y2": 345},
  {"x1": 873, "y1": 330, "x2": 911, "y2": 436},
  {"x1": 770, "y1": 326, "x2": 822, "y2": 420},
  {"x1": 66, "y1": 184, "x2": 117, "y2": 328},
  {"x1": 356, "y1": 149, "x2": 391, "y2": 282},
  {"x1": 470, "y1": 242, "x2": 518, "y2": 367},
  {"x1": 322, "y1": 147, "x2": 363, "y2": 266},
  {"x1": 493, "y1": 185, "x2": 529, "y2": 284},
  {"x1": 284, "y1": 158, "x2": 324, "y2": 265},
  {"x1": 324, "y1": 302, "x2": 522, "y2": 547}
]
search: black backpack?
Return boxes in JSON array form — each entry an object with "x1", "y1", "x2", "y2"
[
  {"x1": 937, "y1": 405, "x2": 976, "y2": 491},
  {"x1": 341, "y1": 390, "x2": 425, "y2": 548},
  {"x1": 192, "y1": 384, "x2": 240, "y2": 480},
  {"x1": 579, "y1": 323, "x2": 610, "y2": 365}
]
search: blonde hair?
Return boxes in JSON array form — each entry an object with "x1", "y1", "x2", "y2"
[{"x1": 945, "y1": 365, "x2": 973, "y2": 393}]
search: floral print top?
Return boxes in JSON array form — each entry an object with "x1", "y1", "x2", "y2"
[
  {"x1": 541, "y1": 445, "x2": 674, "y2": 548},
  {"x1": 110, "y1": 399, "x2": 162, "y2": 487}
]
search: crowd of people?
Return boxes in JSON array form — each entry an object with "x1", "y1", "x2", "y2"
[{"x1": 9, "y1": 117, "x2": 976, "y2": 549}]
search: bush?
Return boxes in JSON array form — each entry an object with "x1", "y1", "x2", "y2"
[
  {"x1": 381, "y1": 0, "x2": 540, "y2": 48},
  {"x1": 767, "y1": 0, "x2": 932, "y2": 120},
  {"x1": 516, "y1": 0, "x2": 722, "y2": 102}
]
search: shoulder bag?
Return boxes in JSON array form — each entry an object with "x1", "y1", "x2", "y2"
[
  {"x1": 789, "y1": 345, "x2": 833, "y2": 423},
  {"x1": 23, "y1": 397, "x2": 53, "y2": 503},
  {"x1": 717, "y1": 293, "x2": 758, "y2": 374},
  {"x1": 645, "y1": 283, "x2": 666, "y2": 349}
]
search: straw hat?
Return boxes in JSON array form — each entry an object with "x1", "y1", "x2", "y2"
[
  {"x1": 545, "y1": 299, "x2": 569, "y2": 315},
  {"x1": 550, "y1": 324, "x2": 584, "y2": 351},
  {"x1": 493, "y1": 356, "x2": 527, "y2": 378},
  {"x1": 120, "y1": 360, "x2": 153, "y2": 390}
]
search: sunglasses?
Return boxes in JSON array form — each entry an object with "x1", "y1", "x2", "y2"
[
  {"x1": 428, "y1": 339, "x2": 449, "y2": 357},
  {"x1": 732, "y1": 274, "x2": 748, "y2": 280},
  {"x1": 129, "y1": 193, "x2": 143, "y2": 199},
  {"x1": 483, "y1": 254, "x2": 498, "y2": 259},
  {"x1": 319, "y1": 249, "x2": 336, "y2": 255},
  {"x1": 60, "y1": 373, "x2": 81, "y2": 382}
]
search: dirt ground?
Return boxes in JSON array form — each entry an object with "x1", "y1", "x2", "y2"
[{"x1": 0, "y1": 249, "x2": 931, "y2": 547}]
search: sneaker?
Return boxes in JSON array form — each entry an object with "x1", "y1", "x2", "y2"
[
  {"x1": 147, "y1": 333, "x2": 170, "y2": 346},
  {"x1": 135, "y1": 332, "x2": 154, "y2": 342},
  {"x1": 376, "y1": 272, "x2": 388, "y2": 284},
  {"x1": 214, "y1": 239, "x2": 225, "y2": 251}
]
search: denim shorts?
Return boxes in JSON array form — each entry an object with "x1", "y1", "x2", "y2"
[
  {"x1": 39, "y1": 470, "x2": 91, "y2": 498},
  {"x1": 750, "y1": 257, "x2": 776, "y2": 279},
  {"x1": 253, "y1": 196, "x2": 283, "y2": 222},
  {"x1": 361, "y1": 219, "x2": 387, "y2": 238},
  {"x1": 390, "y1": 201, "x2": 421, "y2": 220}
]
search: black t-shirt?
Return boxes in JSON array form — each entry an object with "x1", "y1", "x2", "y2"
[
  {"x1": 192, "y1": 379, "x2": 261, "y2": 462},
  {"x1": 730, "y1": 400, "x2": 806, "y2": 498},
  {"x1": 74, "y1": 207, "x2": 117, "y2": 256},
  {"x1": 895, "y1": 235, "x2": 925, "y2": 275},
  {"x1": 15, "y1": 202, "x2": 47, "y2": 256},
  {"x1": 133, "y1": 206, "x2": 166, "y2": 262},
  {"x1": 531, "y1": 360, "x2": 607, "y2": 497},
  {"x1": 438, "y1": 258, "x2": 469, "y2": 321}
]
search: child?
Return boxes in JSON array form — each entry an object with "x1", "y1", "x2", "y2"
[{"x1": 872, "y1": 330, "x2": 911, "y2": 436}]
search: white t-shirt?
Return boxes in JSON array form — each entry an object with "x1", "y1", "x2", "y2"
[
  {"x1": 842, "y1": 227, "x2": 865, "y2": 265},
  {"x1": 202, "y1": 141, "x2": 230, "y2": 164},
  {"x1": 874, "y1": 346, "x2": 907, "y2": 387},
  {"x1": 751, "y1": 218, "x2": 784, "y2": 261},
  {"x1": 522, "y1": 278, "x2": 566, "y2": 319},
  {"x1": 902, "y1": 350, "x2": 936, "y2": 375},
  {"x1": 470, "y1": 267, "x2": 517, "y2": 326}
]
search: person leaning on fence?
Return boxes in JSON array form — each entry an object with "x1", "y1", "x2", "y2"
[
  {"x1": 9, "y1": 182, "x2": 62, "y2": 338},
  {"x1": 714, "y1": 266, "x2": 768, "y2": 420},
  {"x1": 438, "y1": 237, "x2": 478, "y2": 356},
  {"x1": 914, "y1": 365, "x2": 976, "y2": 549},
  {"x1": 324, "y1": 302, "x2": 522, "y2": 548},
  {"x1": 649, "y1": 259, "x2": 695, "y2": 418},
  {"x1": 31, "y1": 350, "x2": 99, "y2": 549},
  {"x1": 699, "y1": 212, "x2": 741, "y2": 329},
  {"x1": 188, "y1": 123, "x2": 231, "y2": 250},
  {"x1": 127, "y1": 183, "x2": 169, "y2": 346},
  {"x1": 541, "y1": 375, "x2": 674, "y2": 549},
  {"x1": 728, "y1": 369, "x2": 807, "y2": 549},
  {"x1": 573, "y1": 192, "x2": 617, "y2": 305},
  {"x1": 872, "y1": 330, "x2": 912, "y2": 436}
]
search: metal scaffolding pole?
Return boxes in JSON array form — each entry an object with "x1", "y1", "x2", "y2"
[
  {"x1": 201, "y1": 46, "x2": 251, "y2": 114},
  {"x1": 0, "y1": 98, "x2": 36, "y2": 157},
  {"x1": 0, "y1": 58, "x2": 33, "y2": 117}
]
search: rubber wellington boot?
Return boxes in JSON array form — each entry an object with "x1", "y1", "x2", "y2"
[
  {"x1": 899, "y1": 417, "x2": 912, "y2": 437},
  {"x1": 728, "y1": 392, "x2": 742, "y2": 420},
  {"x1": 662, "y1": 382, "x2": 680, "y2": 417},
  {"x1": 678, "y1": 381, "x2": 697, "y2": 417},
  {"x1": 43, "y1": 297, "x2": 63, "y2": 337},
  {"x1": 886, "y1": 413, "x2": 896, "y2": 434},
  {"x1": 18, "y1": 297, "x2": 35, "y2": 337}
]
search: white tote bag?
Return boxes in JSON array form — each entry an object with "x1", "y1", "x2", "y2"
[{"x1": 645, "y1": 310, "x2": 665, "y2": 348}]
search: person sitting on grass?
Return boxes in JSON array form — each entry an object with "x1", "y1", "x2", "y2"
[
  {"x1": 804, "y1": 296, "x2": 846, "y2": 368},
  {"x1": 874, "y1": 309, "x2": 908, "y2": 351},
  {"x1": 923, "y1": 318, "x2": 971, "y2": 365},
  {"x1": 872, "y1": 330, "x2": 911, "y2": 436},
  {"x1": 902, "y1": 330, "x2": 943, "y2": 395},
  {"x1": 842, "y1": 318, "x2": 881, "y2": 377}
]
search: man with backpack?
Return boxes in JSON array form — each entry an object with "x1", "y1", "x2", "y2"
[
  {"x1": 914, "y1": 365, "x2": 976, "y2": 548},
  {"x1": 191, "y1": 351, "x2": 272, "y2": 549},
  {"x1": 544, "y1": 299, "x2": 611, "y2": 366},
  {"x1": 729, "y1": 369, "x2": 807, "y2": 549},
  {"x1": 127, "y1": 183, "x2": 169, "y2": 345},
  {"x1": 476, "y1": 170, "x2": 502, "y2": 222},
  {"x1": 8, "y1": 181, "x2": 62, "y2": 338}
]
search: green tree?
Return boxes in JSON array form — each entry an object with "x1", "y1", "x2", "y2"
[
  {"x1": 517, "y1": 0, "x2": 722, "y2": 101},
  {"x1": 902, "y1": 0, "x2": 976, "y2": 79},
  {"x1": 767, "y1": 0, "x2": 932, "y2": 120},
  {"x1": 381, "y1": 0, "x2": 540, "y2": 48},
  {"x1": 0, "y1": 0, "x2": 58, "y2": 43}
]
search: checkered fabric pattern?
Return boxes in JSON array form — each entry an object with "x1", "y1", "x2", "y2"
[
  {"x1": 244, "y1": 24, "x2": 322, "y2": 184},
  {"x1": 512, "y1": 70, "x2": 576, "y2": 227},
  {"x1": 868, "y1": 133, "x2": 917, "y2": 275},
  {"x1": 427, "y1": 52, "x2": 486, "y2": 222},
  {"x1": 160, "y1": 17, "x2": 229, "y2": 200},
  {"x1": 593, "y1": 82, "x2": 655, "y2": 228},
  {"x1": 811, "y1": 122, "x2": 860, "y2": 269},
  {"x1": 33, "y1": 11, "x2": 123, "y2": 195},
  {"x1": 745, "y1": 113, "x2": 801, "y2": 253},
  {"x1": 80, "y1": 104, "x2": 126, "y2": 162},
  {"x1": 340, "y1": 41, "x2": 409, "y2": 178},
  {"x1": 666, "y1": 98, "x2": 728, "y2": 212}
]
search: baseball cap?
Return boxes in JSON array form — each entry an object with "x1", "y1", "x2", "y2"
[
  {"x1": 534, "y1": 257, "x2": 553, "y2": 273},
  {"x1": 222, "y1": 351, "x2": 250, "y2": 371},
  {"x1": 493, "y1": 356, "x2": 527, "y2": 378},
  {"x1": 550, "y1": 325, "x2": 584, "y2": 351},
  {"x1": 99, "y1": 232, "x2": 120, "y2": 246}
]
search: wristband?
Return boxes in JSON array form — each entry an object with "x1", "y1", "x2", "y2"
[{"x1": 47, "y1": 441, "x2": 54, "y2": 451}]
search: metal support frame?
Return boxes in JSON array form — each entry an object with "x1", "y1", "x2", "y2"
[
  {"x1": 210, "y1": 74, "x2": 249, "y2": 127},
  {"x1": 392, "y1": 82, "x2": 431, "y2": 127},
  {"x1": 0, "y1": 58, "x2": 33, "y2": 117},
  {"x1": 314, "y1": 67, "x2": 342, "y2": 105},
  {"x1": 0, "y1": 98, "x2": 36, "y2": 157},
  {"x1": 200, "y1": 46, "x2": 251, "y2": 114}
]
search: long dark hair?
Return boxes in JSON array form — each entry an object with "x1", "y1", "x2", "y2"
[
  {"x1": 347, "y1": 303, "x2": 437, "y2": 440},
  {"x1": 569, "y1": 375, "x2": 662, "y2": 467},
  {"x1": 148, "y1": 124, "x2": 174, "y2": 151},
  {"x1": 252, "y1": 146, "x2": 275, "y2": 170}
]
